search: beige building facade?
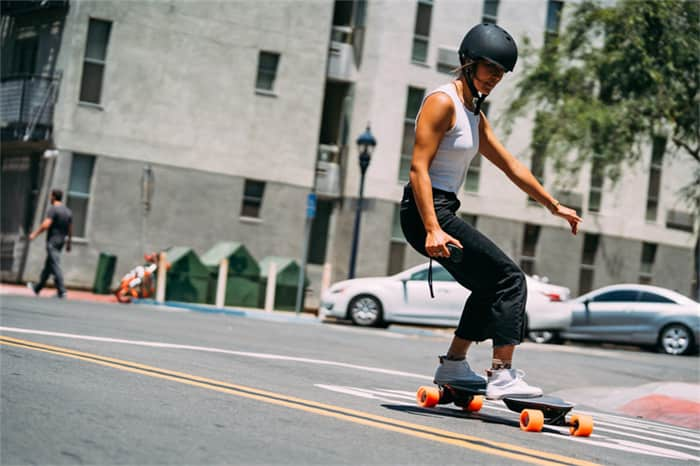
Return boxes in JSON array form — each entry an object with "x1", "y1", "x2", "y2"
[{"x1": 1, "y1": 0, "x2": 696, "y2": 305}]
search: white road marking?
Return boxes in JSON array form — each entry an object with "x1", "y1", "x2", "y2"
[
  {"x1": 316, "y1": 384, "x2": 700, "y2": 462},
  {"x1": 574, "y1": 409, "x2": 700, "y2": 439},
  {"x1": 542, "y1": 432, "x2": 700, "y2": 462},
  {"x1": 0, "y1": 326, "x2": 432, "y2": 381}
]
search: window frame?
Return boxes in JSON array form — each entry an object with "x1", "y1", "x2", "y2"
[
  {"x1": 588, "y1": 158, "x2": 604, "y2": 213},
  {"x1": 79, "y1": 18, "x2": 112, "y2": 105},
  {"x1": 398, "y1": 86, "x2": 425, "y2": 182},
  {"x1": 482, "y1": 0, "x2": 500, "y2": 24},
  {"x1": 66, "y1": 153, "x2": 96, "y2": 239},
  {"x1": 520, "y1": 223, "x2": 540, "y2": 275},
  {"x1": 411, "y1": 0, "x2": 433, "y2": 64},
  {"x1": 240, "y1": 179, "x2": 266, "y2": 219},
  {"x1": 255, "y1": 50, "x2": 281, "y2": 93},
  {"x1": 645, "y1": 136, "x2": 666, "y2": 222}
]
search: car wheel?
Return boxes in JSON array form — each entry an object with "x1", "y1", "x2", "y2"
[
  {"x1": 658, "y1": 324, "x2": 694, "y2": 355},
  {"x1": 528, "y1": 330, "x2": 555, "y2": 344},
  {"x1": 347, "y1": 295, "x2": 384, "y2": 327}
]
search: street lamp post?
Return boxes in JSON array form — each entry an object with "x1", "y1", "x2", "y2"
[{"x1": 348, "y1": 125, "x2": 377, "y2": 279}]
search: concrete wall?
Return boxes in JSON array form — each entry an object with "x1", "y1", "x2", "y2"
[
  {"x1": 52, "y1": 0, "x2": 332, "y2": 188},
  {"x1": 19, "y1": 0, "x2": 696, "y2": 300},
  {"x1": 25, "y1": 153, "x2": 309, "y2": 288}
]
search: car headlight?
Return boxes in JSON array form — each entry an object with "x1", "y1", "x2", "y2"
[{"x1": 331, "y1": 287, "x2": 346, "y2": 294}]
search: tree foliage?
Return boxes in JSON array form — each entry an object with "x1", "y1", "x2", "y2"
[{"x1": 505, "y1": 0, "x2": 699, "y2": 197}]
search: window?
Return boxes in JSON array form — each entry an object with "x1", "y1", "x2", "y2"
[
  {"x1": 581, "y1": 233, "x2": 599, "y2": 266},
  {"x1": 588, "y1": 158, "x2": 604, "y2": 213},
  {"x1": 482, "y1": 0, "x2": 500, "y2": 24},
  {"x1": 520, "y1": 224, "x2": 540, "y2": 275},
  {"x1": 645, "y1": 136, "x2": 666, "y2": 221},
  {"x1": 241, "y1": 180, "x2": 265, "y2": 218},
  {"x1": 79, "y1": 19, "x2": 112, "y2": 104},
  {"x1": 432, "y1": 267, "x2": 455, "y2": 281},
  {"x1": 579, "y1": 233, "x2": 599, "y2": 294},
  {"x1": 255, "y1": 51, "x2": 280, "y2": 92},
  {"x1": 638, "y1": 242, "x2": 657, "y2": 284},
  {"x1": 411, "y1": 0, "x2": 433, "y2": 63},
  {"x1": 410, "y1": 265, "x2": 453, "y2": 281},
  {"x1": 387, "y1": 205, "x2": 406, "y2": 275},
  {"x1": 410, "y1": 268, "x2": 429, "y2": 281},
  {"x1": 66, "y1": 154, "x2": 95, "y2": 237},
  {"x1": 399, "y1": 87, "x2": 425, "y2": 182},
  {"x1": 464, "y1": 104, "x2": 490, "y2": 193},
  {"x1": 639, "y1": 292, "x2": 674, "y2": 304},
  {"x1": 592, "y1": 290, "x2": 639, "y2": 303},
  {"x1": 528, "y1": 143, "x2": 546, "y2": 204},
  {"x1": 464, "y1": 155, "x2": 481, "y2": 192},
  {"x1": 545, "y1": 0, "x2": 564, "y2": 44},
  {"x1": 666, "y1": 210, "x2": 695, "y2": 232}
]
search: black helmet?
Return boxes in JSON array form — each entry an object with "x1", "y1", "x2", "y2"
[{"x1": 459, "y1": 23, "x2": 518, "y2": 72}]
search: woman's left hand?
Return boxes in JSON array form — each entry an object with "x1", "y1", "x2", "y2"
[{"x1": 552, "y1": 204, "x2": 582, "y2": 235}]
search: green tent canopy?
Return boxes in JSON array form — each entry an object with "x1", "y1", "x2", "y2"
[
  {"x1": 201, "y1": 242, "x2": 261, "y2": 307},
  {"x1": 259, "y1": 256, "x2": 310, "y2": 311},
  {"x1": 164, "y1": 247, "x2": 210, "y2": 303}
]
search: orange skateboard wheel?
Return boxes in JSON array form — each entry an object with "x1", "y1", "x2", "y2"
[
  {"x1": 463, "y1": 395, "x2": 484, "y2": 412},
  {"x1": 416, "y1": 386, "x2": 440, "y2": 408},
  {"x1": 520, "y1": 409, "x2": 545, "y2": 432},
  {"x1": 570, "y1": 413, "x2": 594, "y2": 437}
]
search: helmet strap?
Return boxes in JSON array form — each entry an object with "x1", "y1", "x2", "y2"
[{"x1": 462, "y1": 67, "x2": 486, "y2": 115}]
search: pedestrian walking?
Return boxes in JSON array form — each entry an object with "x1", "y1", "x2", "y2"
[
  {"x1": 400, "y1": 24, "x2": 582, "y2": 399},
  {"x1": 27, "y1": 189, "x2": 73, "y2": 298}
]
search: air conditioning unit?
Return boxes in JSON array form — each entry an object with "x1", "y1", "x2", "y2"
[
  {"x1": 666, "y1": 210, "x2": 694, "y2": 232},
  {"x1": 327, "y1": 28, "x2": 357, "y2": 82},
  {"x1": 436, "y1": 46, "x2": 460, "y2": 74},
  {"x1": 555, "y1": 190, "x2": 583, "y2": 212},
  {"x1": 315, "y1": 161, "x2": 341, "y2": 198}
]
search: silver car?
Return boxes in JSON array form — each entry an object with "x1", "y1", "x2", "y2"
[{"x1": 560, "y1": 284, "x2": 700, "y2": 355}]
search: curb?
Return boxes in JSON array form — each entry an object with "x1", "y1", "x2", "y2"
[{"x1": 133, "y1": 298, "x2": 322, "y2": 325}]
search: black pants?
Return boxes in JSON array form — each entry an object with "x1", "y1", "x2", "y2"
[
  {"x1": 35, "y1": 242, "x2": 66, "y2": 296},
  {"x1": 400, "y1": 184, "x2": 527, "y2": 347}
]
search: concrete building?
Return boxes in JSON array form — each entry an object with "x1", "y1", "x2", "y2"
[{"x1": 1, "y1": 0, "x2": 696, "y2": 306}]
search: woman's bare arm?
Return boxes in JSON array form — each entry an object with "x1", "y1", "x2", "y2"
[
  {"x1": 478, "y1": 113, "x2": 582, "y2": 234},
  {"x1": 409, "y1": 93, "x2": 464, "y2": 256}
]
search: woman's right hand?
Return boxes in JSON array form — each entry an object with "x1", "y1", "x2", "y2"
[{"x1": 425, "y1": 229, "x2": 463, "y2": 259}]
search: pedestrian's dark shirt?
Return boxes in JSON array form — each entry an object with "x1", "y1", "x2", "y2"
[{"x1": 46, "y1": 204, "x2": 72, "y2": 246}]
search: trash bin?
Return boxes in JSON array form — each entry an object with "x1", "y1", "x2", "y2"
[
  {"x1": 200, "y1": 242, "x2": 261, "y2": 308},
  {"x1": 164, "y1": 247, "x2": 210, "y2": 303},
  {"x1": 258, "y1": 256, "x2": 310, "y2": 311},
  {"x1": 92, "y1": 252, "x2": 117, "y2": 294}
]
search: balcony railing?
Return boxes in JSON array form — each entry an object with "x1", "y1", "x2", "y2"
[{"x1": 0, "y1": 73, "x2": 60, "y2": 141}]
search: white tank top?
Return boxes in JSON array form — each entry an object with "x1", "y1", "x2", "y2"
[{"x1": 415, "y1": 83, "x2": 481, "y2": 193}]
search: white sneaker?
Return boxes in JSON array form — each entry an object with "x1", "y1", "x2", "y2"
[
  {"x1": 486, "y1": 368, "x2": 543, "y2": 400},
  {"x1": 26, "y1": 282, "x2": 38, "y2": 296},
  {"x1": 433, "y1": 356, "x2": 487, "y2": 388}
]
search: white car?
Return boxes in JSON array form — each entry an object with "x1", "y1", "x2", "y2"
[{"x1": 320, "y1": 262, "x2": 571, "y2": 342}]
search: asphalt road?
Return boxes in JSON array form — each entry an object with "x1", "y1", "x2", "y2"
[{"x1": 1, "y1": 295, "x2": 698, "y2": 465}]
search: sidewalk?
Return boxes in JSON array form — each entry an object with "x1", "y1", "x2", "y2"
[
  {"x1": 1, "y1": 282, "x2": 118, "y2": 303},
  {"x1": 2, "y1": 281, "x2": 698, "y2": 429}
]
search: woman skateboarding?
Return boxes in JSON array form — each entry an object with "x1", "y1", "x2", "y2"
[{"x1": 400, "y1": 23, "x2": 582, "y2": 399}]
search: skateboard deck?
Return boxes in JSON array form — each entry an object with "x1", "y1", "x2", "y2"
[{"x1": 416, "y1": 384, "x2": 593, "y2": 436}]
